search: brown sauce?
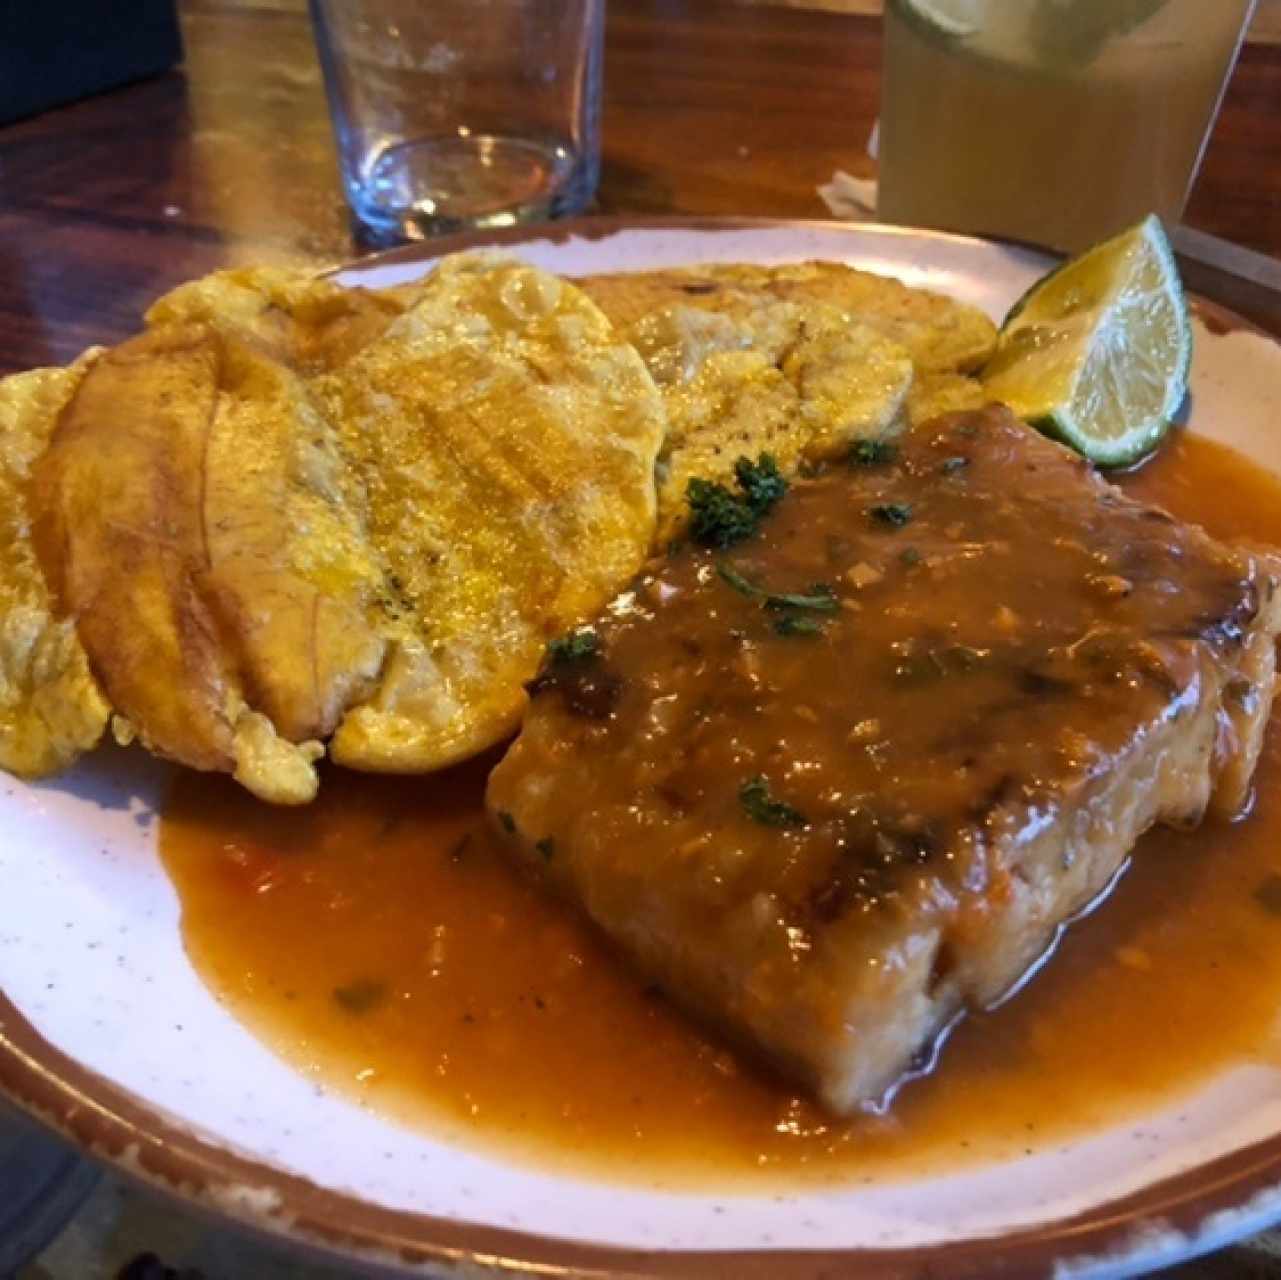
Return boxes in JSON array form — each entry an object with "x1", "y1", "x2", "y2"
[{"x1": 159, "y1": 429, "x2": 1281, "y2": 1187}]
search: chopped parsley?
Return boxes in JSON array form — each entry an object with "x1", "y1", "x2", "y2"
[
  {"x1": 333, "y1": 979, "x2": 388, "y2": 1016},
  {"x1": 687, "y1": 478, "x2": 757, "y2": 547},
  {"x1": 941, "y1": 455, "x2": 969, "y2": 475},
  {"x1": 545, "y1": 627, "x2": 600, "y2": 665},
  {"x1": 773, "y1": 613, "x2": 824, "y2": 637},
  {"x1": 900, "y1": 547, "x2": 922, "y2": 567},
  {"x1": 869, "y1": 502, "x2": 913, "y2": 528},
  {"x1": 734, "y1": 454, "x2": 788, "y2": 511},
  {"x1": 894, "y1": 645, "x2": 990, "y2": 683},
  {"x1": 716, "y1": 563, "x2": 839, "y2": 612},
  {"x1": 686, "y1": 453, "x2": 788, "y2": 548},
  {"x1": 849, "y1": 438, "x2": 898, "y2": 467},
  {"x1": 739, "y1": 775, "x2": 808, "y2": 828}
]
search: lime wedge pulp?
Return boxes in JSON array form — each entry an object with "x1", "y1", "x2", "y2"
[{"x1": 982, "y1": 214, "x2": 1192, "y2": 468}]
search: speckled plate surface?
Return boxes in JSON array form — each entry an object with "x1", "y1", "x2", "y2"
[{"x1": 6, "y1": 218, "x2": 1281, "y2": 1280}]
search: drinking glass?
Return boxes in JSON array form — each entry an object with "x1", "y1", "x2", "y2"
[
  {"x1": 878, "y1": 0, "x2": 1258, "y2": 253},
  {"x1": 310, "y1": 0, "x2": 603, "y2": 244}
]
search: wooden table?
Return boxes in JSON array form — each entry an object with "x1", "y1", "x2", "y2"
[{"x1": 2, "y1": 0, "x2": 1281, "y2": 378}]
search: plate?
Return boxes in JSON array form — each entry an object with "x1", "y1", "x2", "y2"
[{"x1": 6, "y1": 217, "x2": 1281, "y2": 1279}]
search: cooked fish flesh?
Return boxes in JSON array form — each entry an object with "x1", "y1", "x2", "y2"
[
  {"x1": 487, "y1": 405, "x2": 1281, "y2": 1113},
  {"x1": 578, "y1": 259, "x2": 998, "y2": 376},
  {"x1": 320, "y1": 254, "x2": 667, "y2": 773},
  {"x1": 0, "y1": 359, "x2": 110, "y2": 778}
]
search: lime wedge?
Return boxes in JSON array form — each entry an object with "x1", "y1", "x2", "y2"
[
  {"x1": 1029, "y1": 0, "x2": 1172, "y2": 71},
  {"x1": 894, "y1": 0, "x2": 986, "y2": 37},
  {"x1": 982, "y1": 214, "x2": 1191, "y2": 467}
]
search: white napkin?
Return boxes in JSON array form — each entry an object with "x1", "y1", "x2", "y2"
[
  {"x1": 818, "y1": 120, "x2": 880, "y2": 219},
  {"x1": 817, "y1": 171, "x2": 879, "y2": 220}
]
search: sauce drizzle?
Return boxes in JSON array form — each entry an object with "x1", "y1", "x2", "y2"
[{"x1": 159, "y1": 431, "x2": 1281, "y2": 1187}]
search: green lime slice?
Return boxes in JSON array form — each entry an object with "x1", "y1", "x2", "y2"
[
  {"x1": 982, "y1": 214, "x2": 1191, "y2": 468},
  {"x1": 893, "y1": 0, "x2": 986, "y2": 37},
  {"x1": 1029, "y1": 0, "x2": 1173, "y2": 72}
]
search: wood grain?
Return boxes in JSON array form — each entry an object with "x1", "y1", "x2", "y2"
[{"x1": 1, "y1": 0, "x2": 1280, "y2": 375}]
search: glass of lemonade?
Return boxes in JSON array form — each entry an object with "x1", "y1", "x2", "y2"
[{"x1": 878, "y1": 0, "x2": 1257, "y2": 252}]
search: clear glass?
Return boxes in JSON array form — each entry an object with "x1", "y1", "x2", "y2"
[
  {"x1": 878, "y1": 0, "x2": 1257, "y2": 253},
  {"x1": 309, "y1": 0, "x2": 603, "y2": 244}
]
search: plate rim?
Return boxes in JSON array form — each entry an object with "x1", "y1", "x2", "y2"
[{"x1": 4, "y1": 214, "x2": 1281, "y2": 1280}]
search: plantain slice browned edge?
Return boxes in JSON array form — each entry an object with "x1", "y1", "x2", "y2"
[
  {"x1": 0, "y1": 357, "x2": 111, "y2": 778},
  {"x1": 30, "y1": 323, "x2": 389, "y2": 803},
  {"x1": 146, "y1": 265, "x2": 422, "y2": 376}
]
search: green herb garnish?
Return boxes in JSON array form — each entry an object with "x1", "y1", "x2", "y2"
[
  {"x1": 849, "y1": 439, "x2": 898, "y2": 467},
  {"x1": 941, "y1": 456, "x2": 969, "y2": 475},
  {"x1": 739, "y1": 775, "x2": 807, "y2": 828},
  {"x1": 716, "y1": 563, "x2": 839, "y2": 613},
  {"x1": 773, "y1": 614, "x2": 823, "y2": 637},
  {"x1": 900, "y1": 547, "x2": 922, "y2": 567},
  {"x1": 869, "y1": 502, "x2": 913, "y2": 528},
  {"x1": 333, "y1": 979, "x2": 388, "y2": 1016},
  {"x1": 734, "y1": 454, "x2": 788, "y2": 511},
  {"x1": 687, "y1": 478, "x2": 758, "y2": 547},
  {"x1": 686, "y1": 453, "x2": 788, "y2": 548},
  {"x1": 894, "y1": 645, "x2": 990, "y2": 683},
  {"x1": 545, "y1": 627, "x2": 600, "y2": 665}
]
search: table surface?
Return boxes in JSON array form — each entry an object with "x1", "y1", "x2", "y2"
[
  {"x1": 4, "y1": 0, "x2": 1281, "y2": 379},
  {"x1": 7, "y1": 3, "x2": 1281, "y2": 1278}
]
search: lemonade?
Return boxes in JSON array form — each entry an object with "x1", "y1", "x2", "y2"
[{"x1": 878, "y1": 0, "x2": 1256, "y2": 252}]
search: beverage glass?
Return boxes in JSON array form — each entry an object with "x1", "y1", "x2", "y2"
[
  {"x1": 309, "y1": 0, "x2": 603, "y2": 244},
  {"x1": 878, "y1": 0, "x2": 1257, "y2": 253}
]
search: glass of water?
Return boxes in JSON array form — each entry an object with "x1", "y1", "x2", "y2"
[{"x1": 310, "y1": 0, "x2": 603, "y2": 244}]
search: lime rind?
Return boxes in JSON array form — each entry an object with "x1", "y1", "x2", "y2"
[{"x1": 983, "y1": 214, "x2": 1191, "y2": 468}]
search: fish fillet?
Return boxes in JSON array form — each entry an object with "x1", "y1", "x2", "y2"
[{"x1": 487, "y1": 406, "x2": 1281, "y2": 1112}]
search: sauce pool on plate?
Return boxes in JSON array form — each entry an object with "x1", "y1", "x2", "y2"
[{"x1": 159, "y1": 431, "x2": 1281, "y2": 1187}]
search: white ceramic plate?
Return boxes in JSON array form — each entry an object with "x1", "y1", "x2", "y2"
[{"x1": 6, "y1": 218, "x2": 1281, "y2": 1280}]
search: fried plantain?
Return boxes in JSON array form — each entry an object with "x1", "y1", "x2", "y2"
[
  {"x1": 30, "y1": 324, "x2": 389, "y2": 803},
  {"x1": 146, "y1": 265, "x2": 420, "y2": 376},
  {"x1": 321, "y1": 255, "x2": 666, "y2": 773},
  {"x1": 579, "y1": 259, "x2": 998, "y2": 376},
  {"x1": 0, "y1": 359, "x2": 111, "y2": 778},
  {"x1": 906, "y1": 369, "x2": 991, "y2": 425},
  {"x1": 632, "y1": 299, "x2": 913, "y2": 542}
]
